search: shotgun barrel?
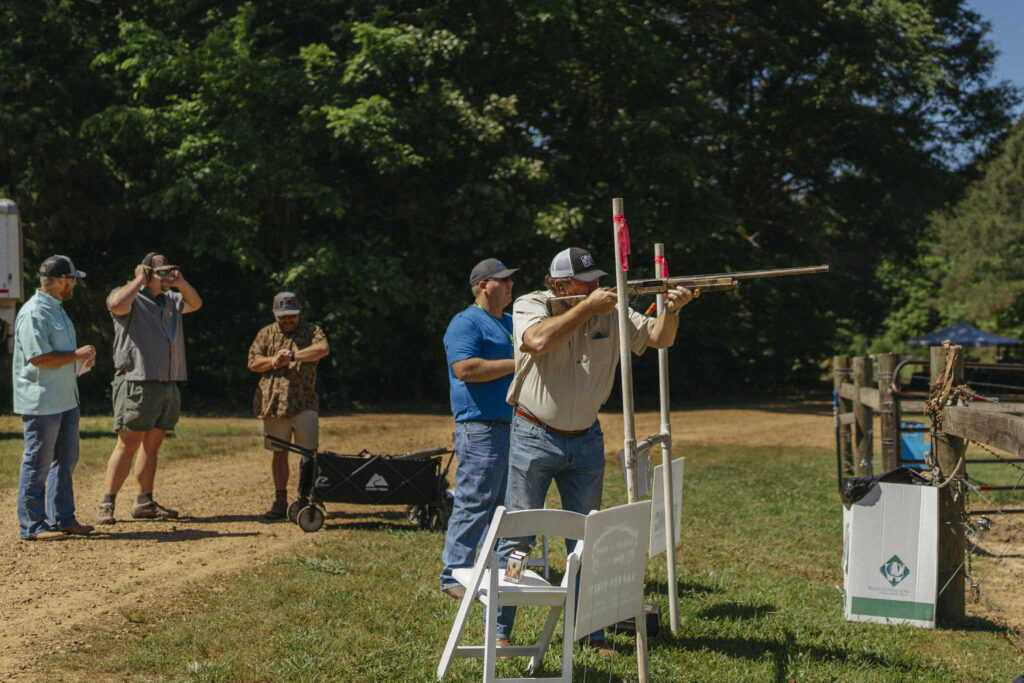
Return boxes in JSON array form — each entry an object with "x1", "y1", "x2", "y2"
[{"x1": 545, "y1": 264, "x2": 829, "y2": 316}]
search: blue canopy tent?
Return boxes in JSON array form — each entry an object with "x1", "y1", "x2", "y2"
[{"x1": 906, "y1": 321, "x2": 1021, "y2": 348}]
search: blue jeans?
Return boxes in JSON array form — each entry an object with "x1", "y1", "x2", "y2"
[
  {"x1": 495, "y1": 414, "x2": 605, "y2": 641},
  {"x1": 440, "y1": 420, "x2": 510, "y2": 590},
  {"x1": 18, "y1": 407, "x2": 82, "y2": 538}
]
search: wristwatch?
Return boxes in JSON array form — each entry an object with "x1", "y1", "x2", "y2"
[{"x1": 290, "y1": 350, "x2": 295, "y2": 361}]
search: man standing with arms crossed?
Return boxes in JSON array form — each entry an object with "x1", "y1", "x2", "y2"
[
  {"x1": 14, "y1": 255, "x2": 96, "y2": 540},
  {"x1": 248, "y1": 292, "x2": 330, "y2": 519},
  {"x1": 439, "y1": 257, "x2": 519, "y2": 599},
  {"x1": 97, "y1": 252, "x2": 202, "y2": 524},
  {"x1": 496, "y1": 247, "x2": 697, "y2": 652}
]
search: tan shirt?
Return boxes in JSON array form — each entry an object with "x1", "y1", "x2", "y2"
[
  {"x1": 248, "y1": 320, "x2": 327, "y2": 418},
  {"x1": 505, "y1": 290, "x2": 655, "y2": 431}
]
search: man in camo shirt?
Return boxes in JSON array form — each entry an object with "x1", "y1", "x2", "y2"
[{"x1": 247, "y1": 292, "x2": 330, "y2": 519}]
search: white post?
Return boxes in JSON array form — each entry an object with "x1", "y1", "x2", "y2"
[
  {"x1": 654, "y1": 243, "x2": 680, "y2": 635},
  {"x1": 612, "y1": 198, "x2": 648, "y2": 683},
  {"x1": 613, "y1": 198, "x2": 639, "y2": 504}
]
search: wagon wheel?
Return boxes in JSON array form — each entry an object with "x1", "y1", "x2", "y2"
[
  {"x1": 427, "y1": 497, "x2": 452, "y2": 532},
  {"x1": 297, "y1": 505, "x2": 325, "y2": 533},
  {"x1": 287, "y1": 500, "x2": 304, "y2": 524},
  {"x1": 406, "y1": 504, "x2": 429, "y2": 528}
]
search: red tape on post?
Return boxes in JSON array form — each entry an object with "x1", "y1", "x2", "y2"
[
  {"x1": 654, "y1": 255, "x2": 669, "y2": 278},
  {"x1": 614, "y1": 214, "x2": 630, "y2": 272}
]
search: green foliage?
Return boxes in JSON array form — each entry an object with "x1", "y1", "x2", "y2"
[{"x1": 2, "y1": 0, "x2": 1020, "y2": 408}]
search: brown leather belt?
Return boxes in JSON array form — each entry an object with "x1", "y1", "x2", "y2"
[{"x1": 514, "y1": 406, "x2": 591, "y2": 438}]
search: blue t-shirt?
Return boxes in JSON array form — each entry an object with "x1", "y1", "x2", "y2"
[
  {"x1": 443, "y1": 305, "x2": 515, "y2": 422},
  {"x1": 12, "y1": 290, "x2": 79, "y2": 415}
]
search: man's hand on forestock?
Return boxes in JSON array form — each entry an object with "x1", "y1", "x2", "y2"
[
  {"x1": 581, "y1": 287, "x2": 617, "y2": 316},
  {"x1": 664, "y1": 285, "x2": 699, "y2": 313}
]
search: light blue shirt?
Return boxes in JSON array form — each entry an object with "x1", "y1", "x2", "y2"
[{"x1": 12, "y1": 290, "x2": 79, "y2": 415}]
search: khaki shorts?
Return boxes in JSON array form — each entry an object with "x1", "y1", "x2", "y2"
[
  {"x1": 262, "y1": 410, "x2": 319, "y2": 452},
  {"x1": 112, "y1": 375, "x2": 181, "y2": 432}
]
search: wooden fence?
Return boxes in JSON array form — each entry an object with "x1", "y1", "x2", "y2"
[{"x1": 834, "y1": 346, "x2": 1024, "y2": 622}]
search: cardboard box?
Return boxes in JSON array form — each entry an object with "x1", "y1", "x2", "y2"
[{"x1": 843, "y1": 482, "x2": 938, "y2": 628}]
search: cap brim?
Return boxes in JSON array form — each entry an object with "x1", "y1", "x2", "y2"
[
  {"x1": 492, "y1": 268, "x2": 520, "y2": 279},
  {"x1": 275, "y1": 309, "x2": 301, "y2": 316},
  {"x1": 573, "y1": 269, "x2": 607, "y2": 283},
  {"x1": 72, "y1": 269, "x2": 87, "y2": 278}
]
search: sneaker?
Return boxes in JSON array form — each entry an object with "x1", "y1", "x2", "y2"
[
  {"x1": 96, "y1": 502, "x2": 116, "y2": 525},
  {"x1": 131, "y1": 500, "x2": 179, "y2": 519},
  {"x1": 263, "y1": 501, "x2": 287, "y2": 520}
]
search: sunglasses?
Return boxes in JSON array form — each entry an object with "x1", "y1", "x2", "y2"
[
  {"x1": 276, "y1": 314, "x2": 299, "y2": 321},
  {"x1": 61, "y1": 276, "x2": 77, "y2": 282},
  {"x1": 154, "y1": 268, "x2": 179, "y2": 276}
]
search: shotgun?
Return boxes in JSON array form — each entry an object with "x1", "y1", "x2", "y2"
[{"x1": 545, "y1": 264, "x2": 830, "y2": 316}]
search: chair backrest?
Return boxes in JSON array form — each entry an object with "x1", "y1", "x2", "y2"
[{"x1": 496, "y1": 507, "x2": 587, "y2": 542}]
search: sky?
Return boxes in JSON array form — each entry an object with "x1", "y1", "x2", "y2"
[{"x1": 967, "y1": 0, "x2": 1024, "y2": 115}]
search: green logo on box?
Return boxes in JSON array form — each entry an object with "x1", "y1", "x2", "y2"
[{"x1": 880, "y1": 555, "x2": 910, "y2": 587}]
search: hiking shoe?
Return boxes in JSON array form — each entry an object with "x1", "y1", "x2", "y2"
[
  {"x1": 263, "y1": 501, "x2": 287, "y2": 520},
  {"x1": 61, "y1": 524, "x2": 94, "y2": 535},
  {"x1": 96, "y1": 502, "x2": 116, "y2": 525},
  {"x1": 131, "y1": 500, "x2": 179, "y2": 519}
]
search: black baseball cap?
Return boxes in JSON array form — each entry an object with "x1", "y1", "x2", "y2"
[
  {"x1": 469, "y1": 258, "x2": 519, "y2": 286},
  {"x1": 39, "y1": 255, "x2": 86, "y2": 278},
  {"x1": 549, "y1": 247, "x2": 606, "y2": 283},
  {"x1": 273, "y1": 292, "x2": 301, "y2": 316}
]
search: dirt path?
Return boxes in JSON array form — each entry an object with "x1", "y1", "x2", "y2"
[{"x1": 0, "y1": 405, "x2": 1019, "y2": 677}]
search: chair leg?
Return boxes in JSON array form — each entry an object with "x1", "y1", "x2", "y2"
[
  {"x1": 528, "y1": 605, "x2": 562, "y2": 673},
  {"x1": 437, "y1": 587, "x2": 477, "y2": 680},
  {"x1": 483, "y1": 564, "x2": 500, "y2": 683},
  {"x1": 635, "y1": 606, "x2": 649, "y2": 683}
]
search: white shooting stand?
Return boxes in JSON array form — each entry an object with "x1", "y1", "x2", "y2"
[{"x1": 613, "y1": 199, "x2": 681, "y2": 648}]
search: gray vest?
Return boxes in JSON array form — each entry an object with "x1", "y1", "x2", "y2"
[{"x1": 111, "y1": 289, "x2": 188, "y2": 381}]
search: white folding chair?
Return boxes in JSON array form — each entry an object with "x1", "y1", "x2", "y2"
[{"x1": 437, "y1": 505, "x2": 587, "y2": 682}]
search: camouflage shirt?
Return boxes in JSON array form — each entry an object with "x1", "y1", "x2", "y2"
[{"x1": 248, "y1": 320, "x2": 327, "y2": 418}]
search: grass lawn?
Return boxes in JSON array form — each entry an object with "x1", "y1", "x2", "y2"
[{"x1": 30, "y1": 438, "x2": 1024, "y2": 682}]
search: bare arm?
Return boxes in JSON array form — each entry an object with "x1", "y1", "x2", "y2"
[
  {"x1": 647, "y1": 286, "x2": 699, "y2": 349},
  {"x1": 168, "y1": 271, "x2": 202, "y2": 313},
  {"x1": 451, "y1": 357, "x2": 514, "y2": 383},
  {"x1": 248, "y1": 342, "x2": 329, "y2": 372},
  {"x1": 295, "y1": 341, "x2": 329, "y2": 362},
  {"x1": 521, "y1": 289, "x2": 617, "y2": 356},
  {"x1": 107, "y1": 265, "x2": 148, "y2": 315},
  {"x1": 29, "y1": 345, "x2": 96, "y2": 368}
]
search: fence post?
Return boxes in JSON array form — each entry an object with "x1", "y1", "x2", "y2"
[
  {"x1": 929, "y1": 344, "x2": 967, "y2": 623},
  {"x1": 877, "y1": 353, "x2": 898, "y2": 472},
  {"x1": 852, "y1": 356, "x2": 874, "y2": 477},
  {"x1": 834, "y1": 355, "x2": 853, "y2": 477}
]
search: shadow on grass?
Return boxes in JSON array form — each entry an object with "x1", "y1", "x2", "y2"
[
  {"x1": 93, "y1": 528, "x2": 260, "y2": 542},
  {"x1": 178, "y1": 514, "x2": 267, "y2": 524},
  {"x1": 664, "y1": 630, "x2": 922, "y2": 683},
  {"x1": 697, "y1": 601, "x2": 777, "y2": 621},
  {"x1": 0, "y1": 429, "x2": 112, "y2": 440},
  {"x1": 322, "y1": 520, "x2": 426, "y2": 532}
]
